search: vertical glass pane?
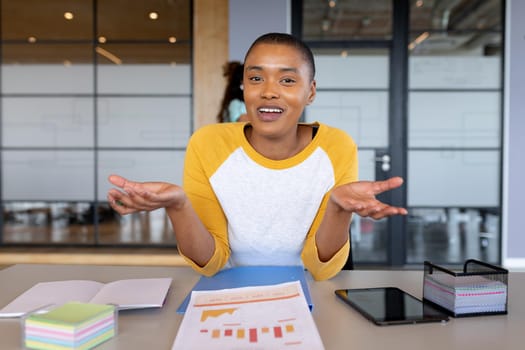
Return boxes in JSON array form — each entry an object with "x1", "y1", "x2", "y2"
[
  {"x1": 408, "y1": 150, "x2": 499, "y2": 207},
  {"x1": 2, "y1": 97, "x2": 94, "y2": 147},
  {"x1": 97, "y1": 150, "x2": 184, "y2": 202},
  {"x1": 302, "y1": 0, "x2": 392, "y2": 41},
  {"x1": 97, "y1": 61, "x2": 191, "y2": 94},
  {"x1": 409, "y1": 91, "x2": 500, "y2": 148},
  {"x1": 306, "y1": 91, "x2": 388, "y2": 148},
  {"x1": 0, "y1": 0, "x2": 192, "y2": 247},
  {"x1": 305, "y1": 48, "x2": 390, "y2": 264},
  {"x1": 2, "y1": 151, "x2": 95, "y2": 201},
  {"x1": 407, "y1": 0, "x2": 503, "y2": 265},
  {"x1": 98, "y1": 150, "x2": 183, "y2": 245},
  {"x1": 1, "y1": 44, "x2": 94, "y2": 93},
  {"x1": 97, "y1": 97, "x2": 190, "y2": 148}
]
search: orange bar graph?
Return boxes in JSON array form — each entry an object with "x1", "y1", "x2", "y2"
[
  {"x1": 212, "y1": 329, "x2": 220, "y2": 338},
  {"x1": 236, "y1": 328, "x2": 245, "y2": 339},
  {"x1": 201, "y1": 323, "x2": 296, "y2": 343}
]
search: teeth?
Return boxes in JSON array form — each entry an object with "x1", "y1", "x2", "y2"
[{"x1": 259, "y1": 107, "x2": 283, "y2": 113}]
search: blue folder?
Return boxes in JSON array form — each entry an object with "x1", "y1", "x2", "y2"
[{"x1": 176, "y1": 265, "x2": 313, "y2": 313}]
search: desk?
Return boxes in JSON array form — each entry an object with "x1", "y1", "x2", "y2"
[{"x1": 0, "y1": 264, "x2": 523, "y2": 350}]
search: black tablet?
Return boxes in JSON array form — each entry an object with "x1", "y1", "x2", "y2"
[{"x1": 334, "y1": 287, "x2": 449, "y2": 326}]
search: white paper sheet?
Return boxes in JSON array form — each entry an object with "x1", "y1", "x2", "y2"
[{"x1": 172, "y1": 281, "x2": 324, "y2": 350}]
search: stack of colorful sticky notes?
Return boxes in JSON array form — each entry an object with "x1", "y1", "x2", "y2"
[
  {"x1": 24, "y1": 302, "x2": 116, "y2": 350},
  {"x1": 424, "y1": 274, "x2": 507, "y2": 315}
]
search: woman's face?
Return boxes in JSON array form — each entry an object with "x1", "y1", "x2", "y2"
[{"x1": 243, "y1": 42, "x2": 316, "y2": 139}]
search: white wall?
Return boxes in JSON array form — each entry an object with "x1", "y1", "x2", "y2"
[
  {"x1": 229, "y1": 0, "x2": 290, "y2": 61},
  {"x1": 503, "y1": 0, "x2": 525, "y2": 268}
]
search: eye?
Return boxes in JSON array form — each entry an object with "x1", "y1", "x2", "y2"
[
  {"x1": 248, "y1": 76, "x2": 262, "y2": 83},
  {"x1": 281, "y1": 77, "x2": 296, "y2": 85}
]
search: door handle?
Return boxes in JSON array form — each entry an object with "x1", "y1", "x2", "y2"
[{"x1": 375, "y1": 154, "x2": 391, "y2": 172}]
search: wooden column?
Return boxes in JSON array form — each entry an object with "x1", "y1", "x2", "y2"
[{"x1": 193, "y1": 0, "x2": 229, "y2": 129}]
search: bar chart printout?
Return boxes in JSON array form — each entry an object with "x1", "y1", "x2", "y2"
[{"x1": 171, "y1": 281, "x2": 324, "y2": 350}]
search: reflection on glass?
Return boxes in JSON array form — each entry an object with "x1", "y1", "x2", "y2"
[
  {"x1": 351, "y1": 216, "x2": 387, "y2": 263},
  {"x1": 96, "y1": 43, "x2": 191, "y2": 65},
  {"x1": 409, "y1": 0, "x2": 502, "y2": 56},
  {"x1": 302, "y1": 0, "x2": 392, "y2": 41},
  {"x1": 3, "y1": 202, "x2": 97, "y2": 244},
  {"x1": 3, "y1": 201, "x2": 177, "y2": 246},
  {"x1": 98, "y1": 206, "x2": 176, "y2": 245},
  {"x1": 1, "y1": 43, "x2": 94, "y2": 65},
  {"x1": 1, "y1": 0, "x2": 93, "y2": 41},
  {"x1": 406, "y1": 207, "x2": 500, "y2": 264},
  {"x1": 407, "y1": 0, "x2": 503, "y2": 267},
  {"x1": 97, "y1": 0, "x2": 191, "y2": 41},
  {"x1": 0, "y1": 0, "x2": 192, "y2": 247}
]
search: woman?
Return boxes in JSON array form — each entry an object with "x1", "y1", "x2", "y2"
[{"x1": 107, "y1": 33, "x2": 407, "y2": 281}]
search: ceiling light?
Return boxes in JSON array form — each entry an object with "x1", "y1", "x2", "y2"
[
  {"x1": 28, "y1": 36, "x2": 37, "y2": 43},
  {"x1": 95, "y1": 47, "x2": 122, "y2": 65},
  {"x1": 416, "y1": 0, "x2": 424, "y2": 8},
  {"x1": 328, "y1": 0, "x2": 336, "y2": 8},
  {"x1": 414, "y1": 31, "x2": 429, "y2": 45},
  {"x1": 408, "y1": 32, "x2": 430, "y2": 50},
  {"x1": 168, "y1": 36, "x2": 177, "y2": 43},
  {"x1": 149, "y1": 12, "x2": 159, "y2": 20},
  {"x1": 64, "y1": 12, "x2": 74, "y2": 20},
  {"x1": 98, "y1": 36, "x2": 107, "y2": 44}
]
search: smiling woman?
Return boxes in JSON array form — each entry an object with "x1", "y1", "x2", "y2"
[{"x1": 106, "y1": 32, "x2": 407, "y2": 281}]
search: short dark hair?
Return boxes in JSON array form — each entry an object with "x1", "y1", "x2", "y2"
[{"x1": 244, "y1": 32, "x2": 316, "y2": 81}]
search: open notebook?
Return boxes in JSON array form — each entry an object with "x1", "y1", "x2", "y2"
[{"x1": 0, "y1": 278, "x2": 172, "y2": 318}]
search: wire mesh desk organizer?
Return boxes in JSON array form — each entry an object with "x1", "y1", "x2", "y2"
[{"x1": 423, "y1": 259, "x2": 508, "y2": 317}]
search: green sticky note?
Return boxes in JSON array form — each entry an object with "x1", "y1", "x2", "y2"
[{"x1": 26, "y1": 302, "x2": 115, "y2": 328}]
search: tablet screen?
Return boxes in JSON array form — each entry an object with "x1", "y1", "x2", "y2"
[{"x1": 335, "y1": 287, "x2": 449, "y2": 326}]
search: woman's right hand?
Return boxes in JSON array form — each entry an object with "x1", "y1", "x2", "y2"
[{"x1": 107, "y1": 174, "x2": 188, "y2": 215}]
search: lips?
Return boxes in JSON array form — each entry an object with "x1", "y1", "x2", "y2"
[{"x1": 257, "y1": 106, "x2": 284, "y2": 122}]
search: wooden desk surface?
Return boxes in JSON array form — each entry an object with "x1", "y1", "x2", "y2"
[{"x1": 0, "y1": 264, "x2": 523, "y2": 350}]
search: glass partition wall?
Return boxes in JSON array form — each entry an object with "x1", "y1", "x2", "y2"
[
  {"x1": 296, "y1": 0, "x2": 504, "y2": 267},
  {"x1": 0, "y1": 0, "x2": 192, "y2": 247},
  {"x1": 407, "y1": 0, "x2": 503, "y2": 265}
]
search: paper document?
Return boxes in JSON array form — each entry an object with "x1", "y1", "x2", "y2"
[
  {"x1": 177, "y1": 265, "x2": 313, "y2": 313},
  {"x1": 0, "y1": 278, "x2": 172, "y2": 318},
  {"x1": 171, "y1": 281, "x2": 324, "y2": 350}
]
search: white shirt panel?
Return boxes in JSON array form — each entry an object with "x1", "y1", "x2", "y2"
[{"x1": 210, "y1": 147, "x2": 335, "y2": 267}]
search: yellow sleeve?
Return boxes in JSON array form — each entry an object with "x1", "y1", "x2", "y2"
[
  {"x1": 301, "y1": 126, "x2": 358, "y2": 280},
  {"x1": 179, "y1": 125, "x2": 237, "y2": 276}
]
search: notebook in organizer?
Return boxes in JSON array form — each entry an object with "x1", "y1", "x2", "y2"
[{"x1": 176, "y1": 265, "x2": 312, "y2": 313}]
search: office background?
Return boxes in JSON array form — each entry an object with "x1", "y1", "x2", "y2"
[{"x1": 0, "y1": 0, "x2": 523, "y2": 270}]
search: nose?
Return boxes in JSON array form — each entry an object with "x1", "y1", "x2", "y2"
[{"x1": 260, "y1": 81, "x2": 279, "y2": 99}]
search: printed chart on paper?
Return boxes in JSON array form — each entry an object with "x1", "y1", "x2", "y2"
[{"x1": 171, "y1": 281, "x2": 324, "y2": 350}]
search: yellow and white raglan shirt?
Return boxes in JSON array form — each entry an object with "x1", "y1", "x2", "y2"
[{"x1": 181, "y1": 122, "x2": 358, "y2": 281}]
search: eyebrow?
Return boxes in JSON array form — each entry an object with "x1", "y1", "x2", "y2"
[{"x1": 246, "y1": 65, "x2": 299, "y2": 74}]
